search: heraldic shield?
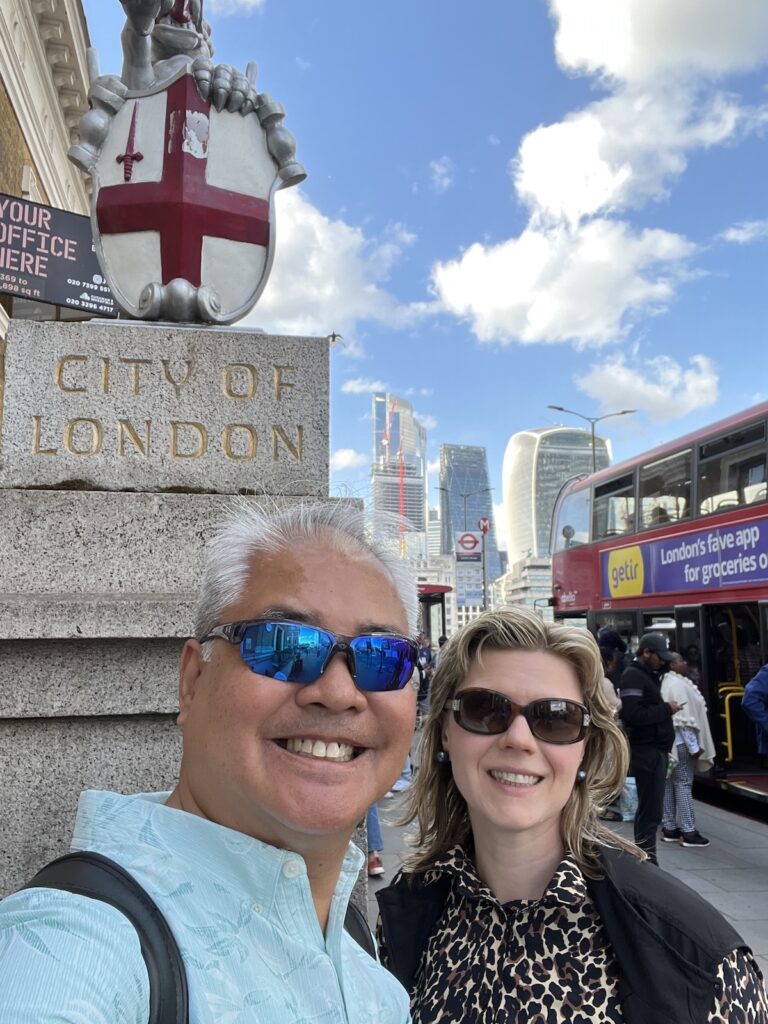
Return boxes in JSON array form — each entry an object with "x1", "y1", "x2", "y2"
[{"x1": 90, "y1": 69, "x2": 286, "y2": 325}]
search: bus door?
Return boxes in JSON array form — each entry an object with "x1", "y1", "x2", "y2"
[
  {"x1": 674, "y1": 604, "x2": 711, "y2": 699},
  {"x1": 674, "y1": 604, "x2": 727, "y2": 768},
  {"x1": 702, "y1": 603, "x2": 760, "y2": 767},
  {"x1": 759, "y1": 601, "x2": 768, "y2": 664}
]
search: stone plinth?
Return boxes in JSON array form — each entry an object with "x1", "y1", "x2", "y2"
[
  {"x1": 1, "y1": 715, "x2": 181, "y2": 896},
  {"x1": 0, "y1": 318, "x2": 370, "y2": 902},
  {"x1": 0, "y1": 319, "x2": 329, "y2": 494},
  {"x1": 0, "y1": 489, "x2": 323, "y2": 893},
  {"x1": 0, "y1": 489, "x2": 234, "y2": 638}
]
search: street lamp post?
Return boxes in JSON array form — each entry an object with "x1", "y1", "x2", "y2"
[
  {"x1": 437, "y1": 486, "x2": 493, "y2": 530},
  {"x1": 437, "y1": 485, "x2": 493, "y2": 609},
  {"x1": 547, "y1": 405, "x2": 636, "y2": 472}
]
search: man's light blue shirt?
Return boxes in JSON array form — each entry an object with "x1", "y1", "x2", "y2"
[{"x1": 0, "y1": 791, "x2": 410, "y2": 1023}]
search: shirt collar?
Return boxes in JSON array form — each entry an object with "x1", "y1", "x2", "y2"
[
  {"x1": 421, "y1": 844, "x2": 586, "y2": 909},
  {"x1": 72, "y1": 790, "x2": 364, "y2": 917}
]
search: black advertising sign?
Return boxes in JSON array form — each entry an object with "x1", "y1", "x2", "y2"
[{"x1": 0, "y1": 192, "x2": 116, "y2": 317}]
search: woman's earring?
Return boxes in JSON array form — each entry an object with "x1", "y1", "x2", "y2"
[
  {"x1": 436, "y1": 750, "x2": 450, "y2": 764},
  {"x1": 576, "y1": 768, "x2": 587, "y2": 782}
]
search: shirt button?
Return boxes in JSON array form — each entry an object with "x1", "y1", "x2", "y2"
[
  {"x1": 282, "y1": 859, "x2": 302, "y2": 879},
  {"x1": 251, "y1": 900, "x2": 264, "y2": 914}
]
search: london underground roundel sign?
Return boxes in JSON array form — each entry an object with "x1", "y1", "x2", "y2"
[{"x1": 455, "y1": 531, "x2": 483, "y2": 562}]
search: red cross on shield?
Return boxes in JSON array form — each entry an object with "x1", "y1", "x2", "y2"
[{"x1": 91, "y1": 70, "x2": 279, "y2": 322}]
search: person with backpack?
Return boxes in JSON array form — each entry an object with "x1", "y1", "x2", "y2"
[
  {"x1": 0, "y1": 501, "x2": 417, "y2": 1023},
  {"x1": 618, "y1": 632, "x2": 681, "y2": 864}
]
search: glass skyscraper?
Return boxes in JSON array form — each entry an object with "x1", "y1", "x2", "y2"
[
  {"x1": 371, "y1": 393, "x2": 427, "y2": 554},
  {"x1": 439, "y1": 444, "x2": 502, "y2": 582},
  {"x1": 502, "y1": 427, "x2": 610, "y2": 564}
]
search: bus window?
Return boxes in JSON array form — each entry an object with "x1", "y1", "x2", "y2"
[
  {"x1": 593, "y1": 473, "x2": 635, "y2": 539},
  {"x1": 552, "y1": 486, "x2": 590, "y2": 552},
  {"x1": 639, "y1": 450, "x2": 691, "y2": 528},
  {"x1": 698, "y1": 422, "x2": 767, "y2": 514}
]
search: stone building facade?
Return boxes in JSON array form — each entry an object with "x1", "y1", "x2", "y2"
[{"x1": 0, "y1": 0, "x2": 91, "y2": 340}]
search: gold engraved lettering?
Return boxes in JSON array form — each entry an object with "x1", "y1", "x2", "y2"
[
  {"x1": 222, "y1": 424, "x2": 258, "y2": 461},
  {"x1": 101, "y1": 357, "x2": 110, "y2": 394},
  {"x1": 272, "y1": 425, "x2": 304, "y2": 462},
  {"x1": 274, "y1": 365, "x2": 296, "y2": 401},
  {"x1": 118, "y1": 419, "x2": 152, "y2": 457},
  {"x1": 64, "y1": 417, "x2": 104, "y2": 456},
  {"x1": 119, "y1": 357, "x2": 152, "y2": 395},
  {"x1": 54, "y1": 355, "x2": 87, "y2": 393},
  {"x1": 31, "y1": 415, "x2": 57, "y2": 455},
  {"x1": 161, "y1": 358, "x2": 194, "y2": 397},
  {"x1": 170, "y1": 420, "x2": 208, "y2": 459},
  {"x1": 223, "y1": 363, "x2": 257, "y2": 400}
]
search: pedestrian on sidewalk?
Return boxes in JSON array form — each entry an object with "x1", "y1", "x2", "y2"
[
  {"x1": 661, "y1": 654, "x2": 716, "y2": 848},
  {"x1": 366, "y1": 804, "x2": 385, "y2": 877},
  {"x1": 742, "y1": 662, "x2": 768, "y2": 761},
  {"x1": 376, "y1": 609, "x2": 768, "y2": 1024},
  {"x1": 619, "y1": 633, "x2": 681, "y2": 863}
]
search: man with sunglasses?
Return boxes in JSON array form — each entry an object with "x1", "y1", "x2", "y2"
[
  {"x1": 619, "y1": 632, "x2": 682, "y2": 864},
  {"x1": 0, "y1": 502, "x2": 417, "y2": 1023}
]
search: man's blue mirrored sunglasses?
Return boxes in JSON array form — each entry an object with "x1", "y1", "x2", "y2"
[{"x1": 200, "y1": 619, "x2": 418, "y2": 692}]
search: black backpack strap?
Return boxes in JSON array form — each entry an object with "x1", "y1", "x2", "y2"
[
  {"x1": 344, "y1": 899, "x2": 376, "y2": 959},
  {"x1": 23, "y1": 851, "x2": 188, "y2": 1024}
]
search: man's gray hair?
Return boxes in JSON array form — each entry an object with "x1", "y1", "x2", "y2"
[{"x1": 195, "y1": 500, "x2": 419, "y2": 651}]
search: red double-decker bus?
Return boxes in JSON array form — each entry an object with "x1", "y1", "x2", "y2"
[{"x1": 550, "y1": 401, "x2": 768, "y2": 806}]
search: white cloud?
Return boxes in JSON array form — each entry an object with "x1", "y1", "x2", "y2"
[
  {"x1": 432, "y1": 1, "x2": 768, "y2": 348},
  {"x1": 552, "y1": 0, "x2": 768, "y2": 84},
  {"x1": 294, "y1": 56, "x2": 312, "y2": 72},
  {"x1": 427, "y1": 457, "x2": 441, "y2": 475},
  {"x1": 575, "y1": 353, "x2": 719, "y2": 422},
  {"x1": 720, "y1": 218, "x2": 768, "y2": 244},
  {"x1": 207, "y1": 0, "x2": 265, "y2": 13},
  {"x1": 388, "y1": 222, "x2": 417, "y2": 246},
  {"x1": 429, "y1": 156, "x2": 455, "y2": 194},
  {"x1": 341, "y1": 377, "x2": 388, "y2": 394},
  {"x1": 365, "y1": 222, "x2": 418, "y2": 280},
  {"x1": 330, "y1": 448, "x2": 368, "y2": 472},
  {"x1": 246, "y1": 190, "x2": 418, "y2": 342},
  {"x1": 487, "y1": 134, "x2": 501, "y2": 146},
  {"x1": 432, "y1": 218, "x2": 694, "y2": 347},
  {"x1": 414, "y1": 412, "x2": 438, "y2": 431},
  {"x1": 405, "y1": 386, "x2": 434, "y2": 397},
  {"x1": 515, "y1": 88, "x2": 751, "y2": 226}
]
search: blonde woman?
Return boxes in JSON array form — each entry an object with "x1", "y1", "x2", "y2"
[{"x1": 376, "y1": 608, "x2": 767, "y2": 1024}]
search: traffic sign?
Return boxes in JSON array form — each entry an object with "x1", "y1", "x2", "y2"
[
  {"x1": 477, "y1": 516, "x2": 491, "y2": 534},
  {"x1": 457, "y1": 532, "x2": 480, "y2": 551},
  {"x1": 455, "y1": 531, "x2": 482, "y2": 563}
]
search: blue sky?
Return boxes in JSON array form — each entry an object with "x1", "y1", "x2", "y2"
[{"x1": 83, "y1": 0, "x2": 768, "y2": 549}]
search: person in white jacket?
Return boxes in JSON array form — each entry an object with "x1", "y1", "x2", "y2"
[{"x1": 660, "y1": 654, "x2": 716, "y2": 847}]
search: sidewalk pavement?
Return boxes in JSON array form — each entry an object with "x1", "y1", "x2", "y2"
[{"x1": 367, "y1": 793, "x2": 768, "y2": 979}]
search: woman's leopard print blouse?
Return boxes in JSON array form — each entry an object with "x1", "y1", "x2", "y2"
[{"x1": 379, "y1": 846, "x2": 768, "y2": 1024}]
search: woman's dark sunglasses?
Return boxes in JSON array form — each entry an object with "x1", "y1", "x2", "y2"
[
  {"x1": 448, "y1": 688, "x2": 590, "y2": 744},
  {"x1": 200, "y1": 619, "x2": 418, "y2": 692}
]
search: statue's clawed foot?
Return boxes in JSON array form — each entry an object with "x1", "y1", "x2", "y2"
[{"x1": 192, "y1": 58, "x2": 259, "y2": 115}]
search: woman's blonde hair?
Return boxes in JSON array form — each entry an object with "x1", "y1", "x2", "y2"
[{"x1": 402, "y1": 607, "x2": 641, "y2": 877}]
